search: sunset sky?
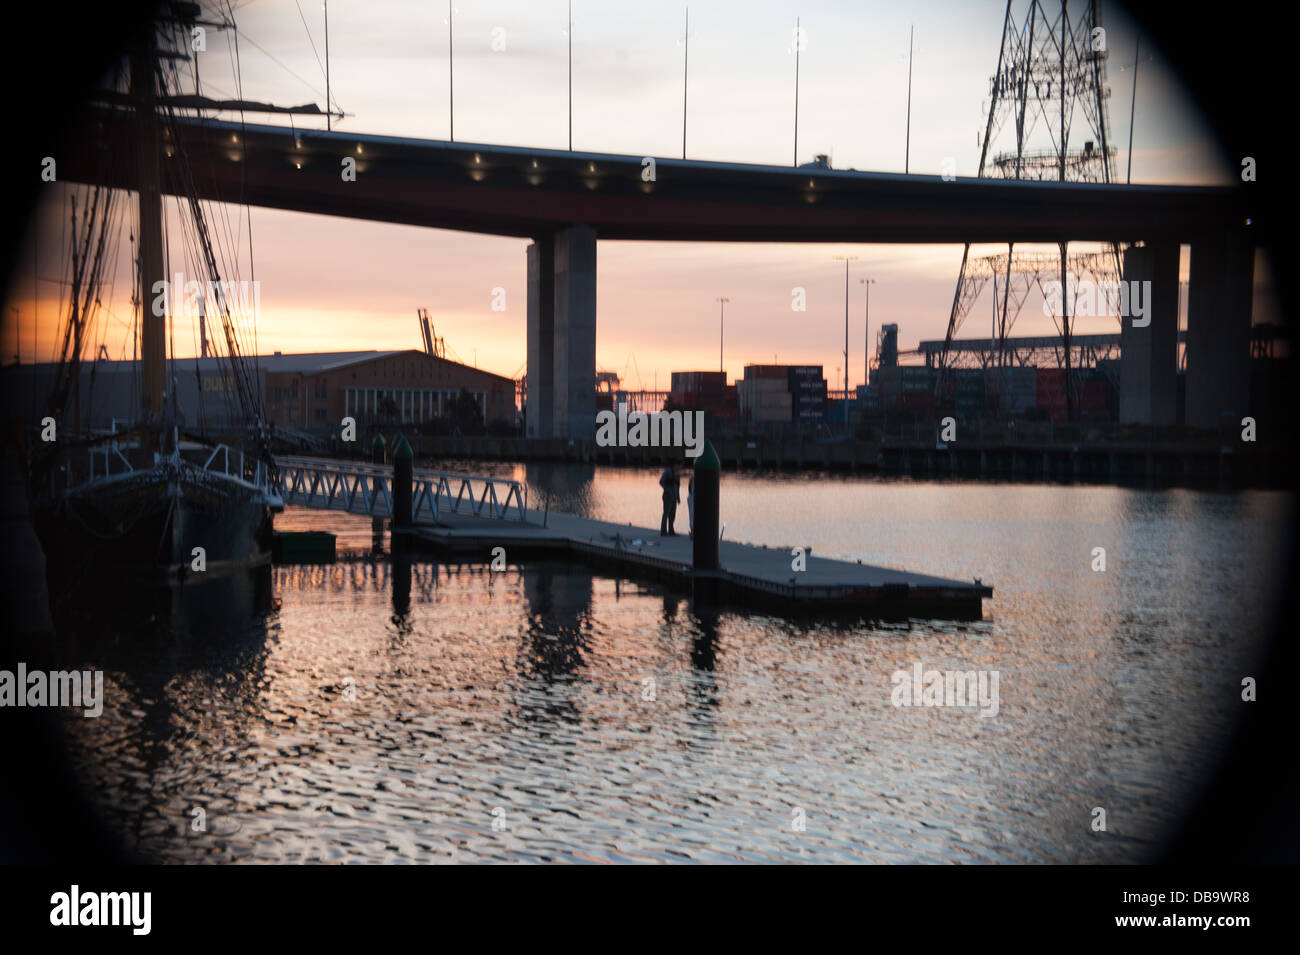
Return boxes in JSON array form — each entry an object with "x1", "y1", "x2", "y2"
[{"x1": 5, "y1": 0, "x2": 1261, "y2": 391}]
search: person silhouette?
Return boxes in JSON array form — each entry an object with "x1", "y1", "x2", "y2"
[{"x1": 659, "y1": 463, "x2": 680, "y2": 536}]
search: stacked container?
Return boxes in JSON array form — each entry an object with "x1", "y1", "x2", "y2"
[
  {"x1": 900, "y1": 366, "x2": 932, "y2": 394},
  {"x1": 953, "y1": 369, "x2": 986, "y2": 419},
  {"x1": 1078, "y1": 370, "x2": 1110, "y2": 421},
  {"x1": 987, "y1": 366, "x2": 1037, "y2": 416},
  {"x1": 788, "y1": 365, "x2": 826, "y2": 427},
  {"x1": 874, "y1": 366, "x2": 902, "y2": 411},
  {"x1": 740, "y1": 365, "x2": 792, "y2": 424},
  {"x1": 1036, "y1": 368, "x2": 1067, "y2": 422},
  {"x1": 669, "y1": 371, "x2": 739, "y2": 423}
]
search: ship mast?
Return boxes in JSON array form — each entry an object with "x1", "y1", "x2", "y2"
[{"x1": 132, "y1": 30, "x2": 166, "y2": 437}]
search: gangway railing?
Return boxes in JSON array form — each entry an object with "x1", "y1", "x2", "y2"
[{"x1": 274, "y1": 457, "x2": 528, "y2": 523}]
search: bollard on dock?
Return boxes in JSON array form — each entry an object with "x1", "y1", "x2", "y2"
[
  {"x1": 692, "y1": 440, "x2": 720, "y2": 572},
  {"x1": 392, "y1": 432, "x2": 413, "y2": 529},
  {"x1": 371, "y1": 433, "x2": 387, "y2": 551}
]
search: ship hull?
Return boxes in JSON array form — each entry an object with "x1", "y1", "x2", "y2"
[{"x1": 36, "y1": 461, "x2": 274, "y2": 584}]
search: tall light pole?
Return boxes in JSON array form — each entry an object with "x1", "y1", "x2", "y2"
[
  {"x1": 791, "y1": 15, "x2": 801, "y2": 165},
  {"x1": 324, "y1": 1, "x2": 331, "y2": 132},
  {"x1": 716, "y1": 297, "x2": 729, "y2": 374},
  {"x1": 568, "y1": 1, "x2": 573, "y2": 150},
  {"x1": 860, "y1": 277, "x2": 875, "y2": 388},
  {"x1": 444, "y1": 2, "x2": 455, "y2": 140},
  {"x1": 832, "y1": 255, "x2": 857, "y2": 428},
  {"x1": 1122, "y1": 35, "x2": 1151, "y2": 184},
  {"x1": 905, "y1": 23, "x2": 913, "y2": 173},
  {"x1": 681, "y1": 5, "x2": 689, "y2": 159}
]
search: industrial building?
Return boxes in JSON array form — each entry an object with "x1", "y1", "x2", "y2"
[
  {"x1": 3, "y1": 349, "x2": 516, "y2": 437},
  {"x1": 856, "y1": 321, "x2": 1288, "y2": 427}
]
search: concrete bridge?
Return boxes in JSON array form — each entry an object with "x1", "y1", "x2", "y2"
[{"x1": 60, "y1": 111, "x2": 1256, "y2": 436}]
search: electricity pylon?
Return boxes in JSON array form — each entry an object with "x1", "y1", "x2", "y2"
[{"x1": 937, "y1": 0, "x2": 1122, "y2": 420}]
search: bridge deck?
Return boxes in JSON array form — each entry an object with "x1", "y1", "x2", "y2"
[
  {"x1": 63, "y1": 112, "x2": 1246, "y2": 244},
  {"x1": 398, "y1": 508, "x2": 992, "y2": 621}
]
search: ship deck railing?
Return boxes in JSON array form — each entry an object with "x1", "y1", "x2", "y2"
[
  {"x1": 66, "y1": 440, "x2": 273, "y2": 496},
  {"x1": 200, "y1": 443, "x2": 274, "y2": 493}
]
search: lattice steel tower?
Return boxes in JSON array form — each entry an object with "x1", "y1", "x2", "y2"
[{"x1": 937, "y1": 0, "x2": 1122, "y2": 419}]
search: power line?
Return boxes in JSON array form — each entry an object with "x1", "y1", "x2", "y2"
[{"x1": 239, "y1": 31, "x2": 330, "y2": 105}]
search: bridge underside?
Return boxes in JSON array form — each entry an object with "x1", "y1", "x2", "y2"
[
  {"x1": 62, "y1": 111, "x2": 1244, "y2": 244},
  {"x1": 58, "y1": 112, "x2": 1257, "y2": 436}
]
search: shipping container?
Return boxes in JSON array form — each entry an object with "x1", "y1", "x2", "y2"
[
  {"x1": 897, "y1": 392, "x2": 933, "y2": 414},
  {"x1": 954, "y1": 370, "x2": 985, "y2": 397},
  {"x1": 672, "y1": 370, "x2": 727, "y2": 392},
  {"x1": 1036, "y1": 368, "x2": 1065, "y2": 398},
  {"x1": 1081, "y1": 380, "x2": 1108, "y2": 410},
  {"x1": 989, "y1": 366, "x2": 1038, "y2": 395},
  {"x1": 785, "y1": 374, "x2": 826, "y2": 389}
]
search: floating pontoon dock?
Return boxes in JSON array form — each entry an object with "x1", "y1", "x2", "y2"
[{"x1": 396, "y1": 510, "x2": 992, "y2": 620}]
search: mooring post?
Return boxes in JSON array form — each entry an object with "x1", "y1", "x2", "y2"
[
  {"x1": 392, "y1": 432, "x2": 413, "y2": 529},
  {"x1": 693, "y1": 440, "x2": 720, "y2": 574},
  {"x1": 371, "y1": 433, "x2": 387, "y2": 550}
]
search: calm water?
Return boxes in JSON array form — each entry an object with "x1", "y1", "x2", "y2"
[{"x1": 53, "y1": 466, "x2": 1291, "y2": 863}]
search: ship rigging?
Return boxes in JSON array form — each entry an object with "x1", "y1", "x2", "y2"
[{"x1": 28, "y1": 1, "x2": 334, "y2": 581}]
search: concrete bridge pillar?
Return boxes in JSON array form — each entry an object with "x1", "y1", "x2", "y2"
[
  {"x1": 554, "y1": 226, "x2": 598, "y2": 439},
  {"x1": 1119, "y1": 242, "x2": 1179, "y2": 426},
  {"x1": 525, "y1": 236, "x2": 555, "y2": 438},
  {"x1": 553, "y1": 226, "x2": 597, "y2": 439},
  {"x1": 1186, "y1": 232, "x2": 1253, "y2": 430},
  {"x1": 527, "y1": 226, "x2": 596, "y2": 439}
]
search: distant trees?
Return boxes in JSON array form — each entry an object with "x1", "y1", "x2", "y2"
[
  {"x1": 447, "y1": 389, "x2": 485, "y2": 435},
  {"x1": 368, "y1": 389, "x2": 497, "y2": 437}
]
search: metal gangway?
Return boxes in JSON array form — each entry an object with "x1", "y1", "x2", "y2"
[{"x1": 274, "y1": 456, "x2": 528, "y2": 523}]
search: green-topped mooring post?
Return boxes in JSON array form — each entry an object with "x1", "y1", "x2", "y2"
[
  {"x1": 692, "y1": 441, "x2": 720, "y2": 572},
  {"x1": 392, "y1": 432, "x2": 413, "y2": 529},
  {"x1": 371, "y1": 433, "x2": 387, "y2": 551}
]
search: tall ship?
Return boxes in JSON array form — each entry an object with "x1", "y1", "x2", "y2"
[{"x1": 27, "y1": 4, "x2": 299, "y2": 582}]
